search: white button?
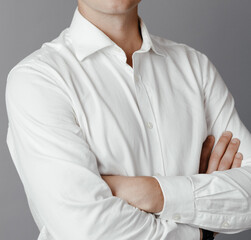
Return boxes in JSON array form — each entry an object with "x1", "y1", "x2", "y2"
[
  {"x1": 222, "y1": 221, "x2": 230, "y2": 227},
  {"x1": 135, "y1": 74, "x2": 141, "y2": 82},
  {"x1": 146, "y1": 122, "x2": 153, "y2": 129},
  {"x1": 155, "y1": 172, "x2": 161, "y2": 176},
  {"x1": 172, "y1": 214, "x2": 181, "y2": 221}
]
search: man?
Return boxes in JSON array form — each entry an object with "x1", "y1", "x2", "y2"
[{"x1": 5, "y1": 1, "x2": 251, "y2": 239}]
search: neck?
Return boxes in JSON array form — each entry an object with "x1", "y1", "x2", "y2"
[{"x1": 77, "y1": 3, "x2": 143, "y2": 67}]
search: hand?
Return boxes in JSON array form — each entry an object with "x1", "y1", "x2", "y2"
[
  {"x1": 199, "y1": 131, "x2": 243, "y2": 174},
  {"x1": 199, "y1": 131, "x2": 243, "y2": 239},
  {"x1": 101, "y1": 175, "x2": 163, "y2": 213}
]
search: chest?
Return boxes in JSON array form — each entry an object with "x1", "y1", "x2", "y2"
[{"x1": 64, "y1": 52, "x2": 208, "y2": 176}]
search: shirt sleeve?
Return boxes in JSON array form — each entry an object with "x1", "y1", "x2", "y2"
[
  {"x1": 153, "y1": 52, "x2": 251, "y2": 234},
  {"x1": 5, "y1": 64, "x2": 201, "y2": 240}
]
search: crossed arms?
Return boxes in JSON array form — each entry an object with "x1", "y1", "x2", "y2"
[
  {"x1": 102, "y1": 131, "x2": 243, "y2": 239},
  {"x1": 5, "y1": 53, "x2": 251, "y2": 239}
]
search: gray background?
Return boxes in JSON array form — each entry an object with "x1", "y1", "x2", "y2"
[{"x1": 0, "y1": 0, "x2": 250, "y2": 239}]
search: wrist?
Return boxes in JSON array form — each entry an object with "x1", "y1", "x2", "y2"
[
  {"x1": 116, "y1": 176, "x2": 164, "y2": 213},
  {"x1": 200, "y1": 228, "x2": 205, "y2": 240},
  {"x1": 149, "y1": 176, "x2": 164, "y2": 213},
  {"x1": 102, "y1": 175, "x2": 164, "y2": 213},
  {"x1": 106, "y1": 176, "x2": 152, "y2": 211}
]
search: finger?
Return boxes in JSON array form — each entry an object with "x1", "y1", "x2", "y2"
[
  {"x1": 199, "y1": 135, "x2": 215, "y2": 173},
  {"x1": 206, "y1": 131, "x2": 232, "y2": 174},
  {"x1": 231, "y1": 152, "x2": 243, "y2": 168},
  {"x1": 218, "y1": 138, "x2": 240, "y2": 171}
]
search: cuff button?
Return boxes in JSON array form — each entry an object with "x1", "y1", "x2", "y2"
[
  {"x1": 222, "y1": 221, "x2": 230, "y2": 227},
  {"x1": 172, "y1": 214, "x2": 181, "y2": 221}
]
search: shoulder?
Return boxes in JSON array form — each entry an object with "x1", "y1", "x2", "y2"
[
  {"x1": 6, "y1": 28, "x2": 74, "y2": 110},
  {"x1": 150, "y1": 34, "x2": 223, "y2": 93},
  {"x1": 7, "y1": 28, "x2": 75, "y2": 85},
  {"x1": 150, "y1": 34, "x2": 218, "y2": 86},
  {"x1": 6, "y1": 28, "x2": 77, "y2": 102},
  {"x1": 150, "y1": 33, "x2": 209, "y2": 64}
]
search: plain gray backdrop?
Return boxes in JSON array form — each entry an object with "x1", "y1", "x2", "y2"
[{"x1": 1, "y1": 0, "x2": 250, "y2": 239}]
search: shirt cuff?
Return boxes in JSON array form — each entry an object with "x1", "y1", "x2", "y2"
[{"x1": 152, "y1": 175, "x2": 195, "y2": 223}]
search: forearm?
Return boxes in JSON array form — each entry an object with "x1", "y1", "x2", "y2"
[{"x1": 103, "y1": 175, "x2": 205, "y2": 239}]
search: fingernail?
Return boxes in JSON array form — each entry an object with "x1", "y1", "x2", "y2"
[
  {"x1": 231, "y1": 138, "x2": 239, "y2": 144},
  {"x1": 208, "y1": 135, "x2": 214, "y2": 140},
  {"x1": 235, "y1": 152, "x2": 242, "y2": 159},
  {"x1": 222, "y1": 131, "x2": 232, "y2": 136}
]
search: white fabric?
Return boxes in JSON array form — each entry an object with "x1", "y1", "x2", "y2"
[{"x1": 5, "y1": 6, "x2": 251, "y2": 240}]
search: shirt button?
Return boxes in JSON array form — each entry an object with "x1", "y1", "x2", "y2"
[
  {"x1": 135, "y1": 74, "x2": 141, "y2": 82},
  {"x1": 146, "y1": 122, "x2": 153, "y2": 129},
  {"x1": 172, "y1": 214, "x2": 181, "y2": 221}
]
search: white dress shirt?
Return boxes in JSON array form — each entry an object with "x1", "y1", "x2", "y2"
[{"x1": 5, "y1": 6, "x2": 251, "y2": 240}]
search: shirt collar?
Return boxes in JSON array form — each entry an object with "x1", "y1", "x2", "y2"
[{"x1": 68, "y1": 7, "x2": 165, "y2": 62}]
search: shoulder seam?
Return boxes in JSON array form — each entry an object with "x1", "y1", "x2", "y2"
[{"x1": 150, "y1": 33, "x2": 205, "y2": 56}]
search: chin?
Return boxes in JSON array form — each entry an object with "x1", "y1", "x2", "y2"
[
  {"x1": 100, "y1": 0, "x2": 141, "y2": 14},
  {"x1": 79, "y1": 0, "x2": 141, "y2": 15}
]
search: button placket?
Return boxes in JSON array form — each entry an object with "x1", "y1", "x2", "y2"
[
  {"x1": 135, "y1": 75, "x2": 156, "y2": 131},
  {"x1": 146, "y1": 121, "x2": 153, "y2": 129},
  {"x1": 134, "y1": 72, "x2": 166, "y2": 176}
]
